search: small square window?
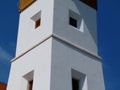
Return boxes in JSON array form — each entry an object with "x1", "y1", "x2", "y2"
[
  {"x1": 31, "y1": 11, "x2": 41, "y2": 29},
  {"x1": 69, "y1": 17, "x2": 77, "y2": 28},
  {"x1": 69, "y1": 10, "x2": 83, "y2": 31},
  {"x1": 35, "y1": 19, "x2": 41, "y2": 29}
]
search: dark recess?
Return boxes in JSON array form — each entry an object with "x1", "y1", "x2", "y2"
[
  {"x1": 72, "y1": 78, "x2": 80, "y2": 90},
  {"x1": 80, "y1": 0, "x2": 97, "y2": 10}
]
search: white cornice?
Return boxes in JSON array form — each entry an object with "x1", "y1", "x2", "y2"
[{"x1": 12, "y1": 34, "x2": 102, "y2": 62}]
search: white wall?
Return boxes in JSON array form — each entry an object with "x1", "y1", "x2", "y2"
[
  {"x1": 7, "y1": 0, "x2": 105, "y2": 90},
  {"x1": 7, "y1": 37, "x2": 105, "y2": 90},
  {"x1": 16, "y1": 0, "x2": 54, "y2": 56},
  {"x1": 50, "y1": 38, "x2": 105, "y2": 90},
  {"x1": 16, "y1": 0, "x2": 98, "y2": 57},
  {"x1": 7, "y1": 38, "x2": 52, "y2": 90}
]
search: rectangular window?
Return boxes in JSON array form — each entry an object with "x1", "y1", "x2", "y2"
[
  {"x1": 72, "y1": 78, "x2": 79, "y2": 90},
  {"x1": 31, "y1": 11, "x2": 41, "y2": 29},
  {"x1": 28, "y1": 80, "x2": 33, "y2": 90},
  {"x1": 69, "y1": 10, "x2": 83, "y2": 31},
  {"x1": 71, "y1": 69, "x2": 87, "y2": 90},
  {"x1": 69, "y1": 17, "x2": 77, "y2": 28},
  {"x1": 35, "y1": 19, "x2": 41, "y2": 29},
  {"x1": 23, "y1": 70, "x2": 34, "y2": 90}
]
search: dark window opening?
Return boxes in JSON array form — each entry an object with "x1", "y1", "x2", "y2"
[
  {"x1": 35, "y1": 19, "x2": 41, "y2": 29},
  {"x1": 28, "y1": 80, "x2": 33, "y2": 90},
  {"x1": 69, "y1": 17, "x2": 77, "y2": 28},
  {"x1": 72, "y1": 78, "x2": 79, "y2": 90}
]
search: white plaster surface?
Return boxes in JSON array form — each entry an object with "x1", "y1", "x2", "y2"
[
  {"x1": 50, "y1": 38, "x2": 105, "y2": 90},
  {"x1": 16, "y1": 0, "x2": 54, "y2": 56},
  {"x1": 7, "y1": 0, "x2": 105, "y2": 90},
  {"x1": 7, "y1": 38, "x2": 52, "y2": 90}
]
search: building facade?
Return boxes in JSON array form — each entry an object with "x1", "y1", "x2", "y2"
[{"x1": 7, "y1": 0, "x2": 105, "y2": 90}]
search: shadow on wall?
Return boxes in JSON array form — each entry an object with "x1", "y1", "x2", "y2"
[{"x1": 72, "y1": 0, "x2": 97, "y2": 45}]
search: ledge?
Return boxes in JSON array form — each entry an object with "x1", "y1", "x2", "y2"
[{"x1": 12, "y1": 34, "x2": 101, "y2": 62}]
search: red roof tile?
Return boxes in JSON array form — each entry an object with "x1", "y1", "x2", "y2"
[{"x1": 0, "y1": 82, "x2": 7, "y2": 90}]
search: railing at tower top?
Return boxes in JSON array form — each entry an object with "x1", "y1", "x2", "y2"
[
  {"x1": 80, "y1": 0, "x2": 97, "y2": 10},
  {"x1": 19, "y1": 0, "x2": 36, "y2": 12},
  {"x1": 19, "y1": 0, "x2": 97, "y2": 12}
]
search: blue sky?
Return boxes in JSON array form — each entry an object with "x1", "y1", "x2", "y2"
[{"x1": 0, "y1": 0, "x2": 120, "y2": 90}]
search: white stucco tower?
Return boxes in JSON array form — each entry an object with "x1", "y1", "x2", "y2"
[{"x1": 7, "y1": 0, "x2": 105, "y2": 90}]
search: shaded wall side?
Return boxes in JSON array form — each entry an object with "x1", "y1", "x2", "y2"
[
  {"x1": 50, "y1": 38, "x2": 105, "y2": 90},
  {"x1": 53, "y1": 0, "x2": 98, "y2": 54}
]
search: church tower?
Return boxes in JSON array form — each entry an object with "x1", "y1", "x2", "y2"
[{"x1": 7, "y1": 0, "x2": 105, "y2": 90}]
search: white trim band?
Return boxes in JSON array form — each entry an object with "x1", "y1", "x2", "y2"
[{"x1": 12, "y1": 34, "x2": 101, "y2": 62}]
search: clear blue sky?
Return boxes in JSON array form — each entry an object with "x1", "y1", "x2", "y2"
[{"x1": 0, "y1": 0, "x2": 120, "y2": 90}]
